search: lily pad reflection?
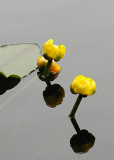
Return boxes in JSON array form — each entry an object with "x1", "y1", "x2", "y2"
[{"x1": 0, "y1": 74, "x2": 20, "y2": 95}]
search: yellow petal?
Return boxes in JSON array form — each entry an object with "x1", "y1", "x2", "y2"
[
  {"x1": 50, "y1": 60, "x2": 61, "y2": 73},
  {"x1": 70, "y1": 75, "x2": 96, "y2": 95},
  {"x1": 37, "y1": 56, "x2": 61, "y2": 73},
  {"x1": 37, "y1": 56, "x2": 47, "y2": 68},
  {"x1": 76, "y1": 79, "x2": 90, "y2": 95},
  {"x1": 43, "y1": 39, "x2": 65, "y2": 61}
]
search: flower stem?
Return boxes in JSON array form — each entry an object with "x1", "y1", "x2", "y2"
[
  {"x1": 43, "y1": 59, "x2": 52, "y2": 77},
  {"x1": 69, "y1": 94, "x2": 83, "y2": 118}
]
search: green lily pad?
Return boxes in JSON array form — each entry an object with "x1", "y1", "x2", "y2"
[{"x1": 0, "y1": 43, "x2": 41, "y2": 78}]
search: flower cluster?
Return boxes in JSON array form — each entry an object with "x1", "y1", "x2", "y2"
[
  {"x1": 37, "y1": 39, "x2": 65, "y2": 78},
  {"x1": 37, "y1": 39, "x2": 66, "y2": 108},
  {"x1": 37, "y1": 39, "x2": 97, "y2": 118}
]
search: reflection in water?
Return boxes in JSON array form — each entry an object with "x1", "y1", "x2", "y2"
[
  {"x1": 70, "y1": 117, "x2": 95, "y2": 154},
  {"x1": 43, "y1": 84, "x2": 65, "y2": 108},
  {"x1": 37, "y1": 71, "x2": 65, "y2": 108},
  {"x1": 37, "y1": 71, "x2": 60, "y2": 82},
  {"x1": 0, "y1": 74, "x2": 21, "y2": 95}
]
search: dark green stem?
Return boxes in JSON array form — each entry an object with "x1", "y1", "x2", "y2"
[
  {"x1": 45, "y1": 78, "x2": 51, "y2": 87},
  {"x1": 43, "y1": 59, "x2": 52, "y2": 77},
  {"x1": 70, "y1": 117, "x2": 80, "y2": 133},
  {"x1": 69, "y1": 94, "x2": 83, "y2": 118}
]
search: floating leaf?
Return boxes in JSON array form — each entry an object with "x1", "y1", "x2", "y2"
[{"x1": 0, "y1": 43, "x2": 41, "y2": 78}]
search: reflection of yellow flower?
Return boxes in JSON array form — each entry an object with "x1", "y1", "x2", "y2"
[
  {"x1": 70, "y1": 129, "x2": 95, "y2": 154},
  {"x1": 43, "y1": 84, "x2": 65, "y2": 108},
  {"x1": 70, "y1": 75, "x2": 96, "y2": 96},
  {"x1": 43, "y1": 39, "x2": 65, "y2": 61},
  {"x1": 37, "y1": 56, "x2": 61, "y2": 73}
]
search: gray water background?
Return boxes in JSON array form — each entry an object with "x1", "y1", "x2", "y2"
[{"x1": 0, "y1": 0, "x2": 114, "y2": 159}]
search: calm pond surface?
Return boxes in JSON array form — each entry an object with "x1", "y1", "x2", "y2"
[{"x1": 0, "y1": 0, "x2": 114, "y2": 160}]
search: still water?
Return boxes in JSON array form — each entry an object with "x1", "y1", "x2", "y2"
[
  {"x1": 0, "y1": 61, "x2": 113, "y2": 160},
  {"x1": 0, "y1": 0, "x2": 114, "y2": 159}
]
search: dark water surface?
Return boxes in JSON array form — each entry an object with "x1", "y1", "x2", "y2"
[{"x1": 0, "y1": 0, "x2": 114, "y2": 159}]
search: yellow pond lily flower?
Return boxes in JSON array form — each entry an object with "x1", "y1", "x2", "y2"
[
  {"x1": 70, "y1": 75, "x2": 96, "y2": 96},
  {"x1": 43, "y1": 39, "x2": 65, "y2": 61},
  {"x1": 37, "y1": 56, "x2": 61, "y2": 73}
]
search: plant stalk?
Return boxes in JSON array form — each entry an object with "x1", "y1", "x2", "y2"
[
  {"x1": 43, "y1": 59, "x2": 52, "y2": 77},
  {"x1": 69, "y1": 94, "x2": 83, "y2": 118}
]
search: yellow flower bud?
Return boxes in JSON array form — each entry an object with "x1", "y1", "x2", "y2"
[
  {"x1": 37, "y1": 56, "x2": 61, "y2": 73},
  {"x1": 43, "y1": 39, "x2": 65, "y2": 61},
  {"x1": 70, "y1": 75, "x2": 96, "y2": 96}
]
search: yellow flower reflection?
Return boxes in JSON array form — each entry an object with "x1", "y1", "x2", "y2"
[
  {"x1": 43, "y1": 84, "x2": 65, "y2": 108},
  {"x1": 37, "y1": 56, "x2": 61, "y2": 73},
  {"x1": 70, "y1": 75, "x2": 96, "y2": 96},
  {"x1": 43, "y1": 39, "x2": 65, "y2": 61},
  {"x1": 70, "y1": 129, "x2": 95, "y2": 154}
]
